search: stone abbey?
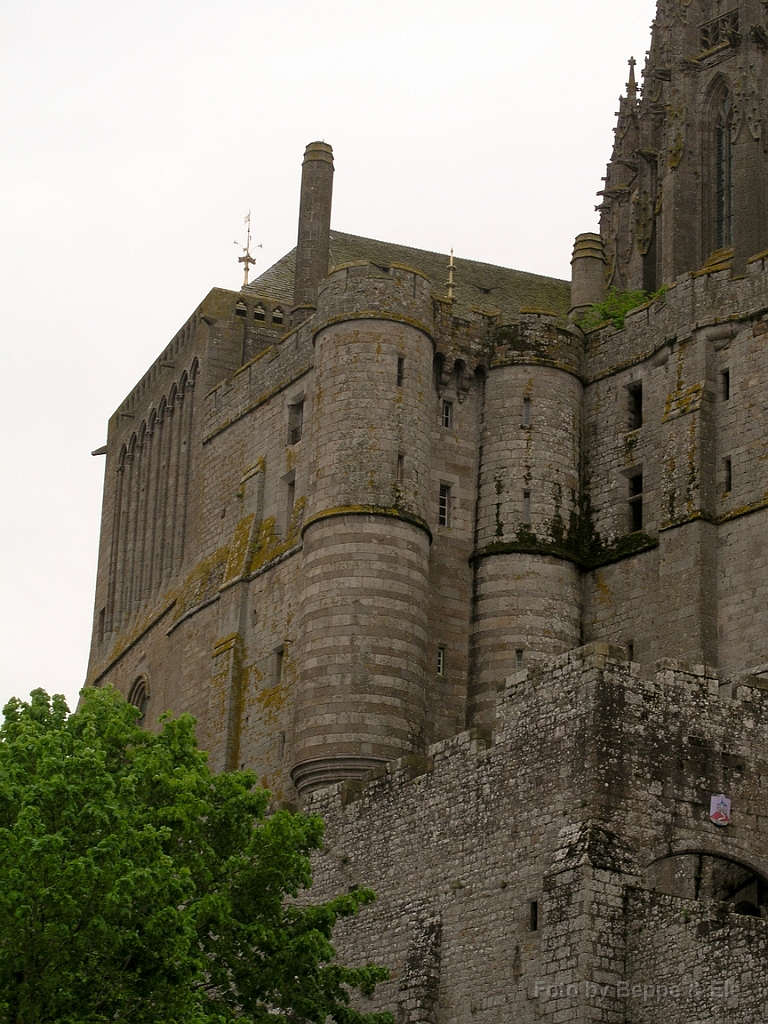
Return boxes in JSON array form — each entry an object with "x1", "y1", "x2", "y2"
[{"x1": 87, "y1": 3, "x2": 768, "y2": 1021}]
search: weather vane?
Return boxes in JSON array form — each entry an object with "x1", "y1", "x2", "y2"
[{"x1": 235, "y1": 211, "x2": 262, "y2": 288}]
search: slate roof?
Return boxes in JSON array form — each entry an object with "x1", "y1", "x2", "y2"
[{"x1": 246, "y1": 230, "x2": 570, "y2": 322}]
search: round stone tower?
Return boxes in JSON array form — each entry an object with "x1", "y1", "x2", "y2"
[
  {"x1": 291, "y1": 262, "x2": 434, "y2": 796},
  {"x1": 468, "y1": 311, "x2": 583, "y2": 728}
]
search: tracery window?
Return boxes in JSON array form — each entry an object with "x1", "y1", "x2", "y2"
[{"x1": 715, "y1": 91, "x2": 735, "y2": 250}]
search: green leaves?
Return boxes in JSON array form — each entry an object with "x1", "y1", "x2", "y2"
[{"x1": 0, "y1": 687, "x2": 391, "y2": 1024}]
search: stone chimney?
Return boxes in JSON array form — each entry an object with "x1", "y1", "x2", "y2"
[
  {"x1": 569, "y1": 232, "x2": 606, "y2": 321},
  {"x1": 291, "y1": 142, "x2": 334, "y2": 326}
]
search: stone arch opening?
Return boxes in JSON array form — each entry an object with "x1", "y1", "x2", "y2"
[{"x1": 645, "y1": 852, "x2": 767, "y2": 918}]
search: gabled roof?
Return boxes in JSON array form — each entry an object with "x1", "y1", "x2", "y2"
[{"x1": 247, "y1": 230, "x2": 570, "y2": 322}]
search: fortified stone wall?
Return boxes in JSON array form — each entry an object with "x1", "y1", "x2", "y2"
[
  {"x1": 582, "y1": 253, "x2": 768, "y2": 674},
  {"x1": 307, "y1": 646, "x2": 768, "y2": 1024}
]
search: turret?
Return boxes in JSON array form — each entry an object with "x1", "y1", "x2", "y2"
[
  {"x1": 468, "y1": 311, "x2": 583, "y2": 728},
  {"x1": 291, "y1": 262, "x2": 434, "y2": 795},
  {"x1": 291, "y1": 142, "x2": 334, "y2": 325}
]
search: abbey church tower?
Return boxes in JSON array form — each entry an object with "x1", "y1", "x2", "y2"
[{"x1": 601, "y1": 0, "x2": 768, "y2": 291}]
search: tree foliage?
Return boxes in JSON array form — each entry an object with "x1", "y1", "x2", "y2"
[{"x1": 0, "y1": 687, "x2": 392, "y2": 1024}]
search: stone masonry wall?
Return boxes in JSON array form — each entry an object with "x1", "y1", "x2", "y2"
[{"x1": 307, "y1": 647, "x2": 768, "y2": 1024}]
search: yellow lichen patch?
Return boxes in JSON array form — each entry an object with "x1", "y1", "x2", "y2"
[
  {"x1": 663, "y1": 382, "x2": 704, "y2": 423},
  {"x1": 223, "y1": 515, "x2": 256, "y2": 584},
  {"x1": 595, "y1": 572, "x2": 614, "y2": 605},
  {"x1": 174, "y1": 545, "x2": 230, "y2": 621}
]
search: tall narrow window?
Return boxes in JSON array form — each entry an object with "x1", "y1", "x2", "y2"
[
  {"x1": 397, "y1": 453, "x2": 404, "y2": 484},
  {"x1": 397, "y1": 356, "x2": 404, "y2": 387},
  {"x1": 522, "y1": 396, "x2": 531, "y2": 427},
  {"x1": 274, "y1": 647, "x2": 284, "y2": 686},
  {"x1": 721, "y1": 369, "x2": 730, "y2": 401},
  {"x1": 629, "y1": 473, "x2": 643, "y2": 532},
  {"x1": 628, "y1": 382, "x2": 643, "y2": 429},
  {"x1": 438, "y1": 484, "x2": 451, "y2": 527},
  {"x1": 437, "y1": 646, "x2": 446, "y2": 677},
  {"x1": 98, "y1": 608, "x2": 105, "y2": 644},
  {"x1": 442, "y1": 400, "x2": 453, "y2": 429},
  {"x1": 715, "y1": 91, "x2": 734, "y2": 250},
  {"x1": 516, "y1": 649, "x2": 524, "y2": 669},
  {"x1": 288, "y1": 399, "x2": 304, "y2": 445},
  {"x1": 522, "y1": 491, "x2": 531, "y2": 525}
]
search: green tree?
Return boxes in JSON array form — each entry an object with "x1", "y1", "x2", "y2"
[{"x1": 0, "y1": 687, "x2": 392, "y2": 1024}]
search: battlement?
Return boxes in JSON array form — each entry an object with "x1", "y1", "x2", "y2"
[{"x1": 316, "y1": 261, "x2": 435, "y2": 337}]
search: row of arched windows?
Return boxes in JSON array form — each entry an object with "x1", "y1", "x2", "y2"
[{"x1": 105, "y1": 360, "x2": 199, "y2": 634}]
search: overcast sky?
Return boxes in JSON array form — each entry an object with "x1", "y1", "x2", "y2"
[{"x1": 1, "y1": 0, "x2": 658, "y2": 714}]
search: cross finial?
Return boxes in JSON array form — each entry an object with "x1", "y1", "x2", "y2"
[{"x1": 235, "y1": 211, "x2": 262, "y2": 288}]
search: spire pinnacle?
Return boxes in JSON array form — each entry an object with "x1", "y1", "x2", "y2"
[{"x1": 627, "y1": 57, "x2": 637, "y2": 99}]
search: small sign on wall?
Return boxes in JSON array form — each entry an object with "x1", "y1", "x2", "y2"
[{"x1": 710, "y1": 794, "x2": 732, "y2": 827}]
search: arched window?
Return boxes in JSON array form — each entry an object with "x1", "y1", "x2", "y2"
[
  {"x1": 128, "y1": 676, "x2": 150, "y2": 722},
  {"x1": 272, "y1": 308, "x2": 284, "y2": 325},
  {"x1": 254, "y1": 305, "x2": 267, "y2": 322}
]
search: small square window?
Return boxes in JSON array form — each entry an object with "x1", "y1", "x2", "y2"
[
  {"x1": 438, "y1": 484, "x2": 451, "y2": 527},
  {"x1": 442, "y1": 400, "x2": 453, "y2": 429}
]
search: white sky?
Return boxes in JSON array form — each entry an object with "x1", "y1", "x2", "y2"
[{"x1": 1, "y1": 0, "x2": 658, "y2": 714}]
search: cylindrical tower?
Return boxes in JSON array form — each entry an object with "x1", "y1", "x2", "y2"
[
  {"x1": 468, "y1": 311, "x2": 583, "y2": 728},
  {"x1": 291, "y1": 141, "x2": 334, "y2": 326},
  {"x1": 569, "y1": 232, "x2": 606, "y2": 320},
  {"x1": 292, "y1": 262, "x2": 434, "y2": 795}
]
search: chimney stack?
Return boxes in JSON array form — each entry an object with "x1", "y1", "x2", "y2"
[
  {"x1": 569, "y1": 232, "x2": 606, "y2": 321},
  {"x1": 291, "y1": 142, "x2": 334, "y2": 326}
]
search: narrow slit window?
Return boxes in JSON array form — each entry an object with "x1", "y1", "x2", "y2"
[
  {"x1": 723, "y1": 457, "x2": 732, "y2": 494},
  {"x1": 627, "y1": 642, "x2": 634, "y2": 662},
  {"x1": 397, "y1": 356, "x2": 405, "y2": 387},
  {"x1": 438, "y1": 484, "x2": 451, "y2": 527},
  {"x1": 442, "y1": 400, "x2": 453, "y2": 429},
  {"x1": 522, "y1": 396, "x2": 531, "y2": 427},
  {"x1": 274, "y1": 647, "x2": 284, "y2": 685},
  {"x1": 629, "y1": 473, "x2": 643, "y2": 532},
  {"x1": 98, "y1": 608, "x2": 105, "y2": 644},
  {"x1": 522, "y1": 491, "x2": 531, "y2": 525},
  {"x1": 437, "y1": 646, "x2": 446, "y2": 677},
  {"x1": 722, "y1": 369, "x2": 730, "y2": 401},
  {"x1": 284, "y1": 476, "x2": 296, "y2": 534},
  {"x1": 516, "y1": 649, "x2": 524, "y2": 669},
  {"x1": 529, "y1": 901, "x2": 539, "y2": 932},
  {"x1": 397, "y1": 453, "x2": 404, "y2": 484},
  {"x1": 628, "y1": 382, "x2": 643, "y2": 430}
]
